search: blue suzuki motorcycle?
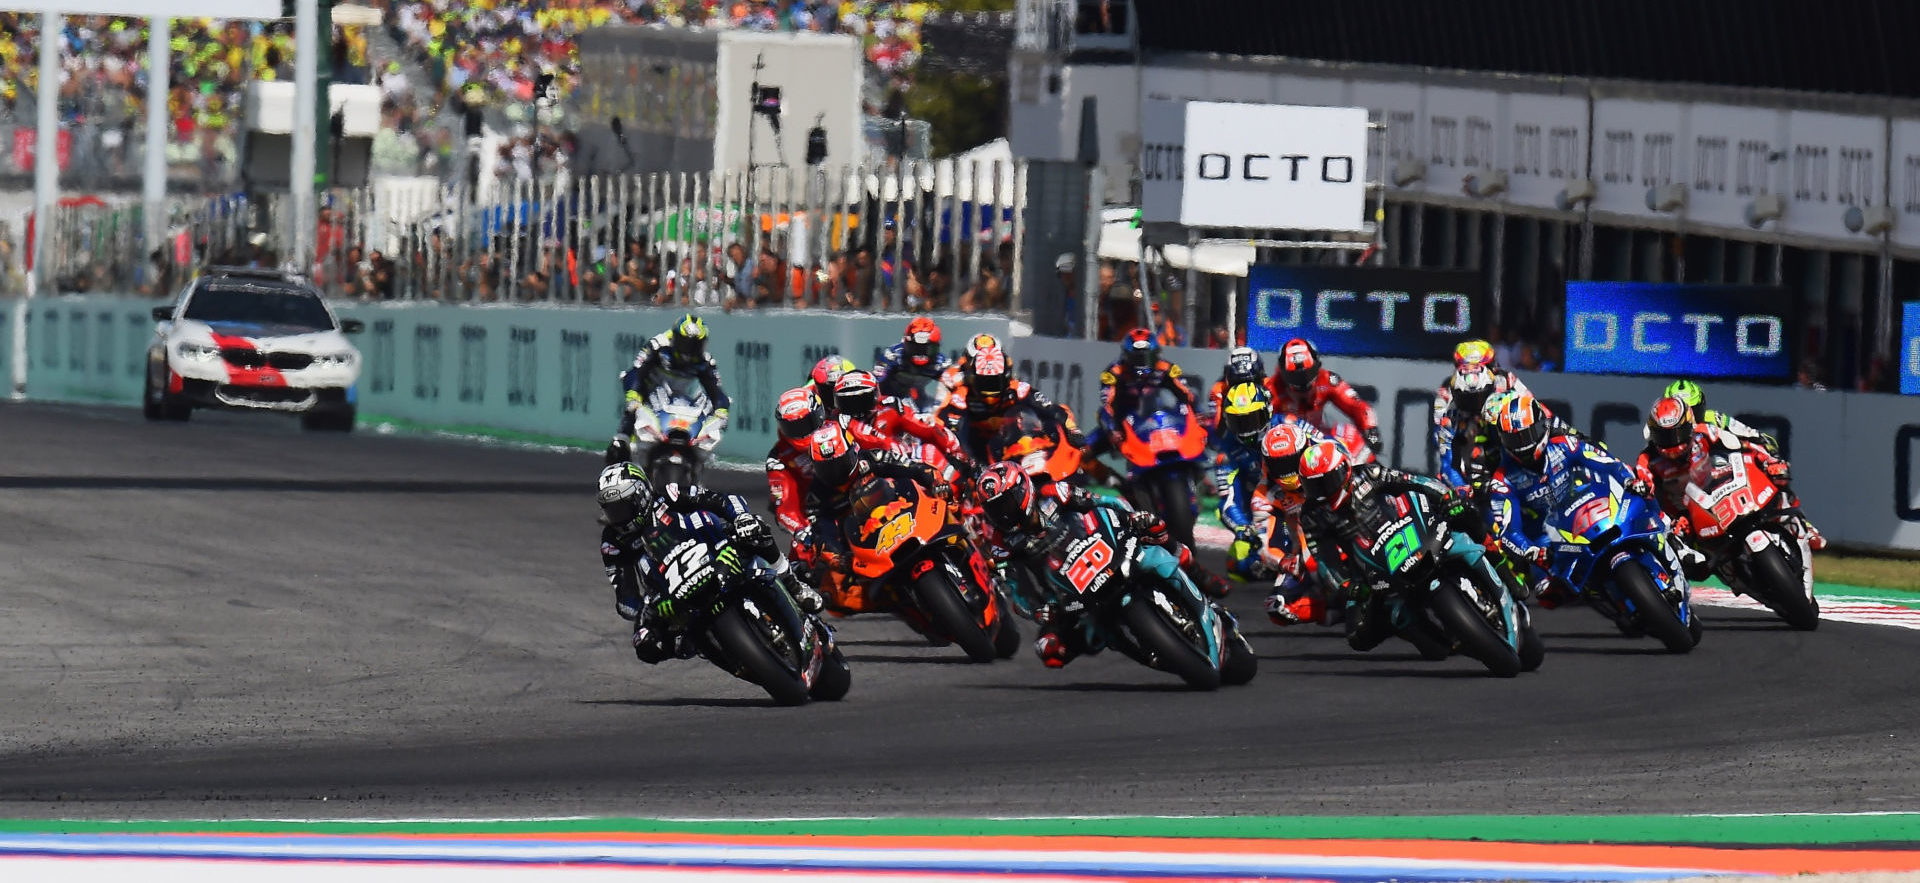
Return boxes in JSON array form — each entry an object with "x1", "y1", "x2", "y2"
[{"x1": 1543, "y1": 470, "x2": 1702, "y2": 653}]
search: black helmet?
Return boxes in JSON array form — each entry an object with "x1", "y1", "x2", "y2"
[
  {"x1": 669, "y1": 314, "x2": 709, "y2": 363},
  {"x1": 976, "y1": 462, "x2": 1038, "y2": 533},
  {"x1": 1223, "y1": 346, "x2": 1265, "y2": 385},
  {"x1": 1121, "y1": 328, "x2": 1158, "y2": 372},
  {"x1": 597, "y1": 462, "x2": 651, "y2": 530}
]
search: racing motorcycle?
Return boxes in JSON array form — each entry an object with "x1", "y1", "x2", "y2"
[
  {"x1": 1545, "y1": 467, "x2": 1702, "y2": 653},
  {"x1": 639, "y1": 509, "x2": 850, "y2": 706},
  {"x1": 987, "y1": 410, "x2": 1086, "y2": 493},
  {"x1": 844, "y1": 470, "x2": 1020, "y2": 662},
  {"x1": 608, "y1": 387, "x2": 724, "y2": 489},
  {"x1": 1037, "y1": 502, "x2": 1256, "y2": 690},
  {"x1": 1114, "y1": 388, "x2": 1209, "y2": 549},
  {"x1": 1678, "y1": 429, "x2": 1818, "y2": 630},
  {"x1": 1340, "y1": 488, "x2": 1544, "y2": 677}
]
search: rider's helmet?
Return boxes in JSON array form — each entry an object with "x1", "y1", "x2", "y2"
[
  {"x1": 596, "y1": 462, "x2": 651, "y2": 532},
  {"x1": 808, "y1": 424, "x2": 860, "y2": 489},
  {"x1": 834, "y1": 370, "x2": 880, "y2": 420},
  {"x1": 966, "y1": 339, "x2": 1012, "y2": 404},
  {"x1": 1664, "y1": 379, "x2": 1706, "y2": 414},
  {"x1": 1448, "y1": 364, "x2": 1496, "y2": 418},
  {"x1": 1297, "y1": 440, "x2": 1353, "y2": 510},
  {"x1": 1647, "y1": 395, "x2": 1694, "y2": 458},
  {"x1": 962, "y1": 332, "x2": 998, "y2": 365},
  {"x1": 1453, "y1": 339, "x2": 1497, "y2": 372},
  {"x1": 1221, "y1": 381, "x2": 1273, "y2": 445},
  {"x1": 976, "y1": 461, "x2": 1038, "y2": 534},
  {"x1": 1223, "y1": 346, "x2": 1265, "y2": 386},
  {"x1": 1121, "y1": 328, "x2": 1159, "y2": 374},
  {"x1": 1277, "y1": 338, "x2": 1321, "y2": 397},
  {"x1": 903, "y1": 317, "x2": 942, "y2": 368},
  {"x1": 1493, "y1": 390, "x2": 1550, "y2": 465},
  {"x1": 775, "y1": 386, "x2": 825, "y2": 441},
  {"x1": 668, "y1": 314, "x2": 709, "y2": 366},
  {"x1": 811, "y1": 355, "x2": 856, "y2": 406},
  {"x1": 1261, "y1": 419, "x2": 1315, "y2": 489}
]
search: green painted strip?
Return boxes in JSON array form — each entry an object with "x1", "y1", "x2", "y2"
[
  {"x1": 359, "y1": 412, "x2": 603, "y2": 453},
  {"x1": 1, "y1": 814, "x2": 1917, "y2": 845}
]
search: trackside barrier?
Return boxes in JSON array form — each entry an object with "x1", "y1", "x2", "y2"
[
  {"x1": 324, "y1": 303, "x2": 1013, "y2": 461},
  {"x1": 14, "y1": 294, "x2": 1920, "y2": 550},
  {"x1": 8, "y1": 293, "x2": 1012, "y2": 466},
  {"x1": 1017, "y1": 335, "x2": 1920, "y2": 552}
]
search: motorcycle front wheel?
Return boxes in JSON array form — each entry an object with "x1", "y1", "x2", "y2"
[
  {"x1": 911, "y1": 567, "x2": 998, "y2": 663},
  {"x1": 1121, "y1": 591, "x2": 1221, "y2": 690},
  {"x1": 710, "y1": 604, "x2": 812, "y2": 706},
  {"x1": 1613, "y1": 561, "x2": 1696, "y2": 654},
  {"x1": 1428, "y1": 580, "x2": 1523, "y2": 677}
]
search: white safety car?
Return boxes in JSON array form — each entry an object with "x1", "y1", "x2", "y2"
[{"x1": 144, "y1": 267, "x2": 366, "y2": 431}]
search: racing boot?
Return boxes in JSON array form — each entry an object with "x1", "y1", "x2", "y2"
[
  {"x1": 631, "y1": 617, "x2": 675, "y2": 664},
  {"x1": 1531, "y1": 576, "x2": 1577, "y2": 610},
  {"x1": 1264, "y1": 572, "x2": 1319, "y2": 626},
  {"x1": 1031, "y1": 602, "x2": 1085, "y2": 668},
  {"x1": 614, "y1": 589, "x2": 643, "y2": 622}
]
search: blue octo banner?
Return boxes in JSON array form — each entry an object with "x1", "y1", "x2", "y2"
[
  {"x1": 1563, "y1": 282, "x2": 1794, "y2": 380},
  {"x1": 1245, "y1": 266, "x2": 1484, "y2": 358},
  {"x1": 1902, "y1": 302, "x2": 1920, "y2": 395}
]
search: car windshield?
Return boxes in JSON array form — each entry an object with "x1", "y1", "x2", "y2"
[{"x1": 182, "y1": 285, "x2": 334, "y2": 332}]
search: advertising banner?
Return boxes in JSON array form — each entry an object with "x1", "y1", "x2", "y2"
[
  {"x1": 1140, "y1": 101, "x2": 1370, "y2": 231},
  {"x1": 1902, "y1": 302, "x2": 1920, "y2": 396},
  {"x1": 1245, "y1": 266, "x2": 1484, "y2": 358},
  {"x1": 1563, "y1": 282, "x2": 1794, "y2": 380}
]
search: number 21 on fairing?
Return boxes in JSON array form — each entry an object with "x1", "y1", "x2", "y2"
[{"x1": 1063, "y1": 539, "x2": 1116, "y2": 593}]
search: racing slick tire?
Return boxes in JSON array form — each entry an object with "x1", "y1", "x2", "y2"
[
  {"x1": 1430, "y1": 580, "x2": 1523, "y2": 677},
  {"x1": 1614, "y1": 561, "x2": 1696, "y2": 654},
  {"x1": 1121, "y1": 590, "x2": 1221, "y2": 691},
  {"x1": 711, "y1": 604, "x2": 812, "y2": 706},
  {"x1": 1752, "y1": 545, "x2": 1819, "y2": 631},
  {"x1": 911, "y1": 569, "x2": 998, "y2": 663}
]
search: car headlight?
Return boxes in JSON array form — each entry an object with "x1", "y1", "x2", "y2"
[
  {"x1": 311, "y1": 351, "x2": 357, "y2": 368},
  {"x1": 176, "y1": 342, "x2": 222, "y2": 361}
]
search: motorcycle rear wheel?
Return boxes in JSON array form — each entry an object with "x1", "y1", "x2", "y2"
[
  {"x1": 1220, "y1": 625, "x2": 1258, "y2": 686},
  {"x1": 711, "y1": 604, "x2": 811, "y2": 706},
  {"x1": 1152, "y1": 469, "x2": 1199, "y2": 550},
  {"x1": 911, "y1": 568, "x2": 998, "y2": 663},
  {"x1": 1613, "y1": 561, "x2": 1696, "y2": 653},
  {"x1": 1752, "y1": 546, "x2": 1819, "y2": 631},
  {"x1": 1121, "y1": 592, "x2": 1221, "y2": 690},
  {"x1": 1429, "y1": 581, "x2": 1522, "y2": 677}
]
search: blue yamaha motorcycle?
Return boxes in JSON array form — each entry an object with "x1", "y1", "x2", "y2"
[{"x1": 1543, "y1": 470, "x2": 1702, "y2": 653}]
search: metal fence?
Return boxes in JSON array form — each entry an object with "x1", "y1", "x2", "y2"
[{"x1": 47, "y1": 157, "x2": 1030, "y2": 315}]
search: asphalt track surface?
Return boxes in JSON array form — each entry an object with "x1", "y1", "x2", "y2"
[{"x1": 0, "y1": 402, "x2": 1915, "y2": 819}]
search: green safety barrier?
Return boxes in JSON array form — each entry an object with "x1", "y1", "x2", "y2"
[{"x1": 12, "y1": 294, "x2": 1012, "y2": 465}]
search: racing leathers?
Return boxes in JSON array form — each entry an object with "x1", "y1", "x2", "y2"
[
  {"x1": 1213, "y1": 415, "x2": 1325, "y2": 580},
  {"x1": 1089, "y1": 357, "x2": 1195, "y2": 456},
  {"x1": 620, "y1": 332, "x2": 732, "y2": 437},
  {"x1": 765, "y1": 436, "x2": 816, "y2": 538},
  {"x1": 842, "y1": 395, "x2": 974, "y2": 481},
  {"x1": 1295, "y1": 464, "x2": 1489, "y2": 651},
  {"x1": 1696, "y1": 408, "x2": 1779, "y2": 455},
  {"x1": 938, "y1": 380, "x2": 1083, "y2": 463},
  {"x1": 1432, "y1": 368, "x2": 1536, "y2": 491},
  {"x1": 1269, "y1": 367, "x2": 1381, "y2": 453},
  {"x1": 796, "y1": 449, "x2": 944, "y2": 613},
  {"x1": 1485, "y1": 434, "x2": 1648, "y2": 590},
  {"x1": 872, "y1": 342, "x2": 955, "y2": 410},
  {"x1": 974, "y1": 484, "x2": 1226, "y2": 663},
  {"x1": 1634, "y1": 424, "x2": 1821, "y2": 552},
  {"x1": 602, "y1": 484, "x2": 815, "y2": 663}
]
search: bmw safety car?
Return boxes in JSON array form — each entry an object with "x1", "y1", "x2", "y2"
[{"x1": 144, "y1": 267, "x2": 366, "y2": 431}]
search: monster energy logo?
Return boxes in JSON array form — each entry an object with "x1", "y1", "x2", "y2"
[{"x1": 655, "y1": 598, "x2": 675, "y2": 617}]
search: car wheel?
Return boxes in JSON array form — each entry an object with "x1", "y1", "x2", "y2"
[{"x1": 148, "y1": 368, "x2": 191, "y2": 422}]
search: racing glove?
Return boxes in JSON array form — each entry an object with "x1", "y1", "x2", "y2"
[
  {"x1": 1763, "y1": 460, "x2": 1791, "y2": 485},
  {"x1": 1628, "y1": 478, "x2": 1655, "y2": 500},
  {"x1": 732, "y1": 514, "x2": 773, "y2": 554},
  {"x1": 713, "y1": 408, "x2": 730, "y2": 428},
  {"x1": 1064, "y1": 427, "x2": 1088, "y2": 449},
  {"x1": 1362, "y1": 427, "x2": 1383, "y2": 454},
  {"x1": 1127, "y1": 511, "x2": 1170, "y2": 543}
]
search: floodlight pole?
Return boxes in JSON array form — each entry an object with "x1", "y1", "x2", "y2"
[
  {"x1": 291, "y1": 0, "x2": 319, "y2": 271},
  {"x1": 142, "y1": 17, "x2": 169, "y2": 266},
  {"x1": 15, "y1": 12, "x2": 58, "y2": 394}
]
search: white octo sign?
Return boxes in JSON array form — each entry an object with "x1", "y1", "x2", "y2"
[{"x1": 1141, "y1": 100, "x2": 1370, "y2": 231}]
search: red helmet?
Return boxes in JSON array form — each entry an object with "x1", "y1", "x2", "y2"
[
  {"x1": 808, "y1": 424, "x2": 858, "y2": 488},
  {"x1": 810, "y1": 356, "x2": 855, "y2": 406},
  {"x1": 976, "y1": 461, "x2": 1037, "y2": 533},
  {"x1": 904, "y1": 317, "x2": 942, "y2": 367},
  {"x1": 1297, "y1": 440, "x2": 1352, "y2": 509},
  {"x1": 835, "y1": 370, "x2": 880, "y2": 419},
  {"x1": 1647, "y1": 395, "x2": 1693, "y2": 457},
  {"x1": 967, "y1": 340, "x2": 1011, "y2": 402},
  {"x1": 1260, "y1": 419, "x2": 1315, "y2": 489},
  {"x1": 1278, "y1": 338, "x2": 1321, "y2": 394},
  {"x1": 1121, "y1": 328, "x2": 1158, "y2": 373},
  {"x1": 776, "y1": 386, "x2": 825, "y2": 441}
]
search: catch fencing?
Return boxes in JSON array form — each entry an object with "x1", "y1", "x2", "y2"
[{"x1": 42, "y1": 156, "x2": 1029, "y2": 315}]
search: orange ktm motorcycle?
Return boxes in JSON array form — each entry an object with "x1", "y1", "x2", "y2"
[{"x1": 844, "y1": 470, "x2": 1021, "y2": 662}]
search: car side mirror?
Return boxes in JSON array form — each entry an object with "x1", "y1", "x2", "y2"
[
  {"x1": 339, "y1": 318, "x2": 365, "y2": 334},
  {"x1": 151, "y1": 305, "x2": 173, "y2": 321}
]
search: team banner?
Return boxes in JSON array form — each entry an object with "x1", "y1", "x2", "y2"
[
  {"x1": 1140, "y1": 101, "x2": 1370, "y2": 231},
  {"x1": 1902, "y1": 302, "x2": 1920, "y2": 395},
  {"x1": 1244, "y1": 266, "x2": 1485, "y2": 359},
  {"x1": 1563, "y1": 282, "x2": 1795, "y2": 380}
]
